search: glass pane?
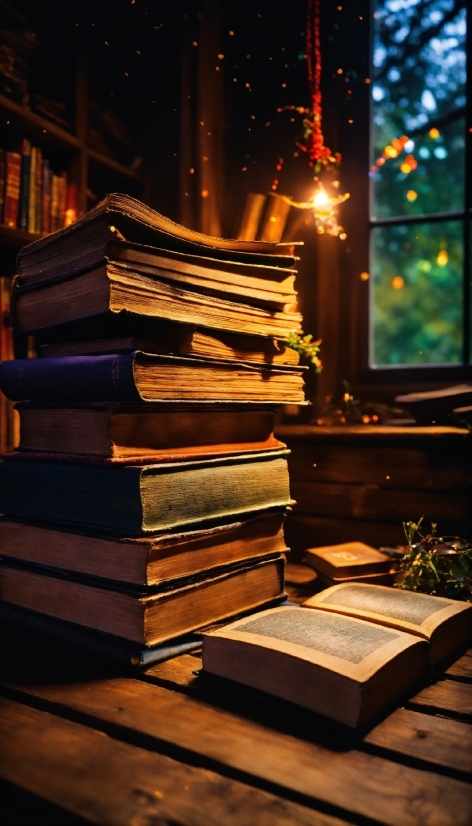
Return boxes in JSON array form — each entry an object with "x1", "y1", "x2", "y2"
[
  {"x1": 371, "y1": 220, "x2": 463, "y2": 366},
  {"x1": 371, "y1": 0, "x2": 466, "y2": 219}
]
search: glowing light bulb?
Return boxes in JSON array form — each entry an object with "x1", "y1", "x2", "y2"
[{"x1": 313, "y1": 187, "x2": 330, "y2": 208}]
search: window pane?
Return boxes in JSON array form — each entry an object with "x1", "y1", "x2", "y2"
[
  {"x1": 371, "y1": 0, "x2": 466, "y2": 219},
  {"x1": 371, "y1": 220, "x2": 463, "y2": 366}
]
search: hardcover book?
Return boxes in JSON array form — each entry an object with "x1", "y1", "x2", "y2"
[
  {"x1": 17, "y1": 192, "x2": 301, "y2": 283},
  {"x1": 0, "y1": 554, "x2": 286, "y2": 646},
  {"x1": 201, "y1": 605, "x2": 428, "y2": 728},
  {"x1": 15, "y1": 403, "x2": 285, "y2": 459},
  {"x1": 0, "y1": 511, "x2": 288, "y2": 586},
  {"x1": 305, "y1": 542, "x2": 393, "y2": 580},
  {"x1": 0, "y1": 449, "x2": 293, "y2": 534},
  {"x1": 0, "y1": 352, "x2": 305, "y2": 404},
  {"x1": 303, "y1": 583, "x2": 472, "y2": 665}
]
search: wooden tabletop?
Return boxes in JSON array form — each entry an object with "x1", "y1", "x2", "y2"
[{"x1": 1, "y1": 577, "x2": 471, "y2": 826}]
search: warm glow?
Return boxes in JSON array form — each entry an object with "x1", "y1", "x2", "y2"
[
  {"x1": 376, "y1": 157, "x2": 385, "y2": 166},
  {"x1": 406, "y1": 189, "x2": 417, "y2": 201},
  {"x1": 405, "y1": 154, "x2": 417, "y2": 170},
  {"x1": 384, "y1": 145, "x2": 398, "y2": 158},
  {"x1": 360, "y1": 271, "x2": 370, "y2": 281},
  {"x1": 400, "y1": 163, "x2": 412, "y2": 174},
  {"x1": 392, "y1": 276, "x2": 404, "y2": 289},
  {"x1": 436, "y1": 250, "x2": 448, "y2": 266},
  {"x1": 313, "y1": 188, "x2": 330, "y2": 208},
  {"x1": 429, "y1": 127, "x2": 440, "y2": 139}
]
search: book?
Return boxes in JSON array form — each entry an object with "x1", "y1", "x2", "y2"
[
  {"x1": 0, "y1": 353, "x2": 305, "y2": 404},
  {"x1": 38, "y1": 323, "x2": 300, "y2": 366},
  {"x1": 17, "y1": 192, "x2": 301, "y2": 284},
  {"x1": 57, "y1": 171, "x2": 67, "y2": 230},
  {"x1": 303, "y1": 583, "x2": 472, "y2": 665},
  {"x1": 314, "y1": 570, "x2": 397, "y2": 589},
  {"x1": 3, "y1": 151, "x2": 21, "y2": 228},
  {"x1": 11, "y1": 262, "x2": 302, "y2": 339},
  {"x1": 396, "y1": 384, "x2": 472, "y2": 424},
  {"x1": 0, "y1": 554, "x2": 286, "y2": 646},
  {"x1": 0, "y1": 511, "x2": 288, "y2": 586},
  {"x1": 41, "y1": 159, "x2": 51, "y2": 234},
  {"x1": 0, "y1": 148, "x2": 5, "y2": 223},
  {"x1": 64, "y1": 182, "x2": 78, "y2": 226},
  {"x1": 34, "y1": 146, "x2": 42, "y2": 233},
  {"x1": 18, "y1": 139, "x2": 31, "y2": 231},
  {"x1": 0, "y1": 449, "x2": 293, "y2": 534},
  {"x1": 0, "y1": 601, "x2": 203, "y2": 669},
  {"x1": 27, "y1": 145, "x2": 37, "y2": 233},
  {"x1": 201, "y1": 605, "x2": 428, "y2": 728},
  {"x1": 304, "y1": 542, "x2": 393, "y2": 581},
  {"x1": 14, "y1": 403, "x2": 285, "y2": 459}
]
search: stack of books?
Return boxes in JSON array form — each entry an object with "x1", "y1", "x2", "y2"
[{"x1": 0, "y1": 194, "x2": 306, "y2": 667}]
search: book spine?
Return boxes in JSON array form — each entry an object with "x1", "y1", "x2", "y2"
[
  {"x1": 28, "y1": 147, "x2": 37, "y2": 233},
  {"x1": 64, "y1": 182, "x2": 78, "y2": 226},
  {"x1": 0, "y1": 353, "x2": 141, "y2": 402},
  {"x1": 57, "y1": 171, "x2": 67, "y2": 229},
  {"x1": 34, "y1": 147, "x2": 42, "y2": 233},
  {"x1": 3, "y1": 152, "x2": 21, "y2": 228},
  {"x1": 18, "y1": 139, "x2": 31, "y2": 231},
  {"x1": 0, "y1": 148, "x2": 5, "y2": 224},
  {"x1": 42, "y1": 160, "x2": 52, "y2": 234},
  {"x1": 50, "y1": 174, "x2": 59, "y2": 231}
]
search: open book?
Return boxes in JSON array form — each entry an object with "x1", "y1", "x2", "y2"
[{"x1": 202, "y1": 585, "x2": 471, "y2": 727}]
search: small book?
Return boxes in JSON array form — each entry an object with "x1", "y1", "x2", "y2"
[
  {"x1": 305, "y1": 542, "x2": 393, "y2": 580},
  {"x1": 0, "y1": 511, "x2": 288, "y2": 586},
  {"x1": 17, "y1": 191, "x2": 301, "y2": 284},
  {"x1": 0, "y1": 449, "x2": 293, "y2": 535},
  {"x1": 0, "y1": 353, "x2": 305, "y2": 404},
  {"x1": 3, "y1": 151, "x2": 21, "y2": 228},
  {"x1": 14, "y1": 403, "x2": 284, "y2": 459},
  {"x1": 12, "y1": 262, "x2": 302, "y2": 340},
  {"x1": 201, "y1": 605, "x2": 428, "y2": 728},
  {"x1": 303, "y1": 583, "x2": 472, "y2": 665},
  {"x1": 0, "y1": 554, "x2": 286, "y2": 646}
]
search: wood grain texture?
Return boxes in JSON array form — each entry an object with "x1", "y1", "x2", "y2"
[
  {"x1": 0, "y1": 697, "x2": 349, "y2": 826},
  {"x1": 364, "y1": 707, "x2": 472, "y2": 775},
  {"x1": 5, "y1": 674, "x2": 472, "y2": 826},
  {"x1": 290, "y1": 480, "x2": 471, "y2": 522},
  {"x1": 408, "y1": 680, "x2": 472, "y2": 719},
  {"x1": 284, "y1": 514, "x2": 406, "y2": 555},
  {"x1": 444, "y1": 650, "x2": 472, "y2": 681}
]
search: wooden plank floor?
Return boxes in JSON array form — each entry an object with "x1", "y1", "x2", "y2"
[{"x1": 0, "y1": 628, "x2": 471, "y2": 826}]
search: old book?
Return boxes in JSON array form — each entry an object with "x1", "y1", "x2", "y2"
[
  {"x1": 0, "y1": 555, "x2": 286, "y2": 646},
  {"x1": 303, "y1": 583, "x2": 472, "y2": 665},
  {"x1": 41, "y1": 159, "x2": 52, "y2": 234},
  {"x1": 18, "y1": 139, "x2": 31, "y2": 231},
  {"x1": 0, "y1": 511, "x2": 287, "y2": 586},
  {"x1": 27, "y1": 146, "x2": 37, "y2": 233},
  {"x1": 17, "y1": 192, "x2": 300, "y2": 284},
  {"x1": 0, "y1": 353, "x2": 305, "y2": 404},
  {"x1": 305, "y1": 542, "x2": 392, "y2": 580},
  {"x1": 0, "y1": 148, "x2": 5, "y2": 223},
  {"x1": 12, "y1": 262, "x2": 302, "y2": 339},
  {"x1": 315, "y1": 570, "x2": 397, "y2": 588},
  {"x1": 0, "y1": 449, "x2": 293, "y2": 534},
  {"x1": 17, "y1": 237, "x2": 297, "y2": 305},
  {"x1": 15, "y1": 403, "x2": 284, "y2": 459},
  {"x1": 39, "y1": 328, "x2": 300, "y2": 366},
  {"x1": 201, "y1": 605, "x2": 428, "y2": 727},
  {"x1": 0, "y1": 601, "x2": 202, "y2": 669},
  {"x1": 34, "y1": 146, "x2": 42, "y2": 233},
  {"x1": 3, "y1": 151, "x2": 21, "y2": 228}
]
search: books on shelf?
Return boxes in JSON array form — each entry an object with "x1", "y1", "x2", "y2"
[
  {"x1": 202, "y1": 586, "x2": 472, "y2": 727},
  {"x1": 0, "y1": 137, "x2": 74, "y2": 234}
]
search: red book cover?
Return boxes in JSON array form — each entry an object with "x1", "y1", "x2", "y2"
[
  {"x1": 3, "y1": 152, "x2": 21, "y2": 228},
  {"x1": 64, "y1": 182, "x2": 78, "y2": 226},
  {"x1": 42, "y1": 159, "x2": 52, "y2": 234}
]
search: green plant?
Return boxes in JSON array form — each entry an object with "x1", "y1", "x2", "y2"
[
  {"x1": 396, "y1": 518, "x2": 472, "y2": 601},
  {"x1": 286, "y1": 332, "x2": 322, "y2": 372}
]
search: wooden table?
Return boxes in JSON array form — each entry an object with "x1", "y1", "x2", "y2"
[{"x1": 1, "y1": 572, "x2": 472, "y2": 826}]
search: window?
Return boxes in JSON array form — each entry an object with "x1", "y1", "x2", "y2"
[{"x1": 369, "y1": 0, "x2": 469, "y2": 371}]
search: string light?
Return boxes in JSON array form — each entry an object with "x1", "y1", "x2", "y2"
[{"x1": 277, "y1": 182, "x2": 349, "y2": 238}]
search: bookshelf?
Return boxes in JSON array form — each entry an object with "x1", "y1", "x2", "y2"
[{"x1": 0, "y1": 55, "x2": 150, "y2": 452}]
